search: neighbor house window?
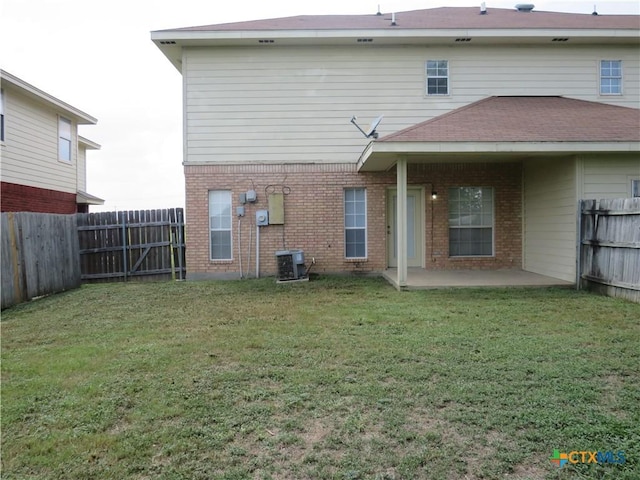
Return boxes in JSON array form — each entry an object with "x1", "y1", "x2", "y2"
[
  {"x1": 426, "y1": 60, "x2": 449, "y2": 95},
  {"x1": 209, "y1": 190, "x2": 232, "y2": 260},
  {"x1": 1, "y1": 89, "x2": 5, "y2": 142},
  {"x1": 632, "y1": 179, "x2": 640, "y2": 198},
  {"x1": 344, "y1": 187, "x2": 367, "y2": 258},
  {"x1": 449, "y1": 187, "x2": 494, "y2": 256},
  {"x1": 600, "y1": 60, "x2": 622, "y2": 95},
  {"x1": 58, "y1": 116, "x2": 72, "y2": 162}
]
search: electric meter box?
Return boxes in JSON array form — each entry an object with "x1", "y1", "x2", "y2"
[{"x1": 256, "y1": 210, "x2": 269, "y2": 226}]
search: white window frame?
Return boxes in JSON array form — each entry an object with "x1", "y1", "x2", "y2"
[
  {"x1": 448, "y1": 187, "x2": 494, "y2": 257},
  {"x1": 209, "y1": 190, "x2": 233, "y2": 261},
  {"x1": 426, "y1": 60, "x2": 449, "y2": 96},
  {"x1": 630, "y1": 178, "x2": 640, "y2": 198},
  {"x1": 0, "y1": 89, "x2": 5, "y2": 143},
  {"x1": 600, "y1": 60, "x2": 622, "y2": 95},
  {"x1": 344, "y1": 187, "x2": 367, "y2": 259},
  {"x1": 58, "y1": 116, "x2": 72, "y2": 162}
]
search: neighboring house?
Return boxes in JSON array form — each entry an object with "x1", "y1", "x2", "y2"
[
  {"x1": 151, "y1": 6, "x2": 640, "y2": 285},
  {"x1": 0, "y1": 70, "x2": 104, "y2": 214}
]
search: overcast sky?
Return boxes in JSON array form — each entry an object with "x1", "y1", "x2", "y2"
[{"x1": 2, "y1": 1, "x2": 638, "y2": 212}]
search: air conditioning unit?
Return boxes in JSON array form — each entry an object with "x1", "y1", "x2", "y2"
[{"x1": 276, "y1": 249, "x2": 305, "y2": 281}]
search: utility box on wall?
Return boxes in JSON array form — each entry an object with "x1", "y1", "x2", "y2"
[{"x1": 268, "y1": 193, "x2": 284, "y2": 224}]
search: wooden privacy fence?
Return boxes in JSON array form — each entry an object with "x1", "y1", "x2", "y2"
[
  {"x1": 77, "y1": 208, "x2": 186, "y2": 282},
  {"x1": 1, "y1": 212, "x2": 81, "y2": 310},
  {"x1": 579, "y1": 198, "x2": 640, "y2": 303}
]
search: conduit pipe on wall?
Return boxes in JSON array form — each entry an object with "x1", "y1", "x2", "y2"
[
  {"x1": 256, "y1": 224, "x2": 260, "y2": 279},
  {"x1": 238, "y1": 218, "x2": 243, "y2": 278}
]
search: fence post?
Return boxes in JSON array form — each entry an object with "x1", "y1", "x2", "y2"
[
  {"x1": 576, "y1": 200, "x2": 583, "y2": 290},
  {"x1": 177, "y1": 209, "x2": 184, "y2": 280},
  {"x1": 121, "y1": 211, "x2": 128, "y2": 282}
]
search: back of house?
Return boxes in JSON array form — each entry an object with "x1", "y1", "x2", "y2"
[{"x1": 152, "y1": 5, "x2": 640, "y2": 285}]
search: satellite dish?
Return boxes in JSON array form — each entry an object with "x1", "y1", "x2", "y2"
[
  {"x1": 366, "y1": 115, "x2": 384, "y2": 139},
  {"x1": 350, "y1": 114, "x2": 384, "y2": 139}
]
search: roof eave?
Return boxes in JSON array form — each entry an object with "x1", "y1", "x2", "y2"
[
  {"x1": 357, "y1": 141, "x2": 640, "y2": 171},
  {"x1": 76, "y1": 190, "x2": 105, "y2": 205},
  {"x1": 151, "y1": 27, "x2": 639, "y2": 71},
  {"x1": 0, "y1": 70, "x2": 97, "y2": 125},
  {"x1": 78, "y1": 136, "x2": 101, "y2": 150}
]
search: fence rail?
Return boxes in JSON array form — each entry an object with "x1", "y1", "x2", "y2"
[
  {"x1": 77, "y1": 208, "x2": 186, "y2": 282},
  {"x1": 1, "y1": 212, "x2": 80, "y2": 310},
  {"x1": 579, "y1": 198, "x2": 640, "y2": 303}
]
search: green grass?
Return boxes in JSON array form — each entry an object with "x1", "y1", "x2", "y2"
[{"x1": 2, "y1": 276, "x2": 639, "y2": 479}]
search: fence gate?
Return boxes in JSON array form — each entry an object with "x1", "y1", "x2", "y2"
[
  {"x1": 578, "y1": 198, "x2": 640, "y2": 303},
  {"x1": 77, "y1": 208, "x2": 186, "y2": 282}
]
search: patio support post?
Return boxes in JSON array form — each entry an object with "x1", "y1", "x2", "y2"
[{"x1": 396, "y1": 157, "x2": 408, "y2": 288}]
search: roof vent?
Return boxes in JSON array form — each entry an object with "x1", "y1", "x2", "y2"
[
  {"x1": 377, "y1": 4, "x2": 382, "y2": 15},
  {"x1": 515, "y1": 4, "x2": 535, "y2": 12},
  {"x1": 480, "y1": 2, "x2": 487, "y2": 15}
]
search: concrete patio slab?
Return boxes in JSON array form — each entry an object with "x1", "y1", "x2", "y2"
[{"x1": 383, "y1": 268, "x2": 575, "y2": 290}]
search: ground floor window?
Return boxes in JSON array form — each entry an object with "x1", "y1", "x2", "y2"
[
  {"x1": 344, "y1": 187, "x2": 367, "y2": 258},
  {"x1": 632, "y1": 179, "x2": 640, "y2": 198},
  {"x1": 209, "y1": 190, "x2": 232, "y2": 260},
  {"x1": 448, "y1": 187, "x2": 494, "y2": 256}
]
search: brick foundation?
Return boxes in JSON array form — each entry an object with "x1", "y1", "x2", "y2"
[
  {"x1": 185, "y1": 162, "x2": 522, "y2": 278},
  {"x1": 1, "y1": 182, "x2": 79, "y2": 214}
]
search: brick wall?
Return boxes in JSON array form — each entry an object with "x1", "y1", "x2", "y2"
[
  {"x1": 1, "y1": 182, "x2": 78, "y2": 214},
  {"x1": 185, "y1": 162, "x2": 522, "y2": 278}
]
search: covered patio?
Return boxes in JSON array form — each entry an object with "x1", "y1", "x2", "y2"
[
  {"x1": 358, "y1": 96, "x2": 640, "y2": 290},
  {"x1": 383, "y1": 268, "x2": 574, "y2": 290}
]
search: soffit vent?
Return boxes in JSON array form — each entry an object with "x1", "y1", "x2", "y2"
[
  {"x1": 258, "y1": 39, "x2": 275, "y2": 44},
  {"x1": 552, "y1": 38, "x2": 569, "y2": 42},
  {"x1": 160, "y1": 41, "x2": 176, "y2": 45},
  {"x1": 357, "y1": 38, "x2": 374, "y2": 43},
  {"x1": 455, "y1": 38, "x2": 472, "y2": 42}
]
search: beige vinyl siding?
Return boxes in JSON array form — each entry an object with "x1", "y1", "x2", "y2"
[
  {"x1": 523, "y1": 157, "x2": 577, "y2": 282},
  {"x1": 1, "y1": 87, "x2": 77, "y2": 193},
  {"x1": 77, "y1": 145, "x2": 87, "y2": 192},
  {"x1": 580, "y1": 155, "x2": 640, "y2": 199},
  {"x1": 183, "y1": 44, "x2": 639, "y2": 165}
]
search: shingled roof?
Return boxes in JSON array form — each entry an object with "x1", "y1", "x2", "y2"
[
  {"x1": 380, "y1": 97, "x2": 640, "y2": 143},
  {"x1": 168, "y1": 7, "x2": 639, "y2": 32}
]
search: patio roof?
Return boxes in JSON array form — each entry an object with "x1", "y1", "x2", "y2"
[{"x1": 358, "y1": 96, "x2": 640, "y2": 172}]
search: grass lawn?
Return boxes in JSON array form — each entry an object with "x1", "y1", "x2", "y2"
[{"x1": 1, "y1": 276, "x2": 639, "y2": 480}]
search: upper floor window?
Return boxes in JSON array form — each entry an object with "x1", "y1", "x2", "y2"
[
  {"x1": 449, "y1": 187, "x2": 494, "y2": 257},
  {"x1": 58, "y1": 117, "x2": 72, "y2": 162},
  {"x1": 426, "y1": 60, "x2": 449, "y2": 95},
  {"x1": 344, "y1": 187, "x2": 367, "y2": 258},
  {"x1": 600, "y1": 60, "x2": 622, "y2": 95},
  {"x1": 632, "y1": 179, "x2": 640, "y2": 198},
  {"x1": 0, "y1": 89, "x2": 5, "y2": 142}
]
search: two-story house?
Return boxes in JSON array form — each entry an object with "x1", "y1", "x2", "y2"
[
  {"x1": 1, "y1": 70, "x2": 104, "y2": 214},
  {"x1": 151, "y1": 6, "x2": 640, "y2": 286}
]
